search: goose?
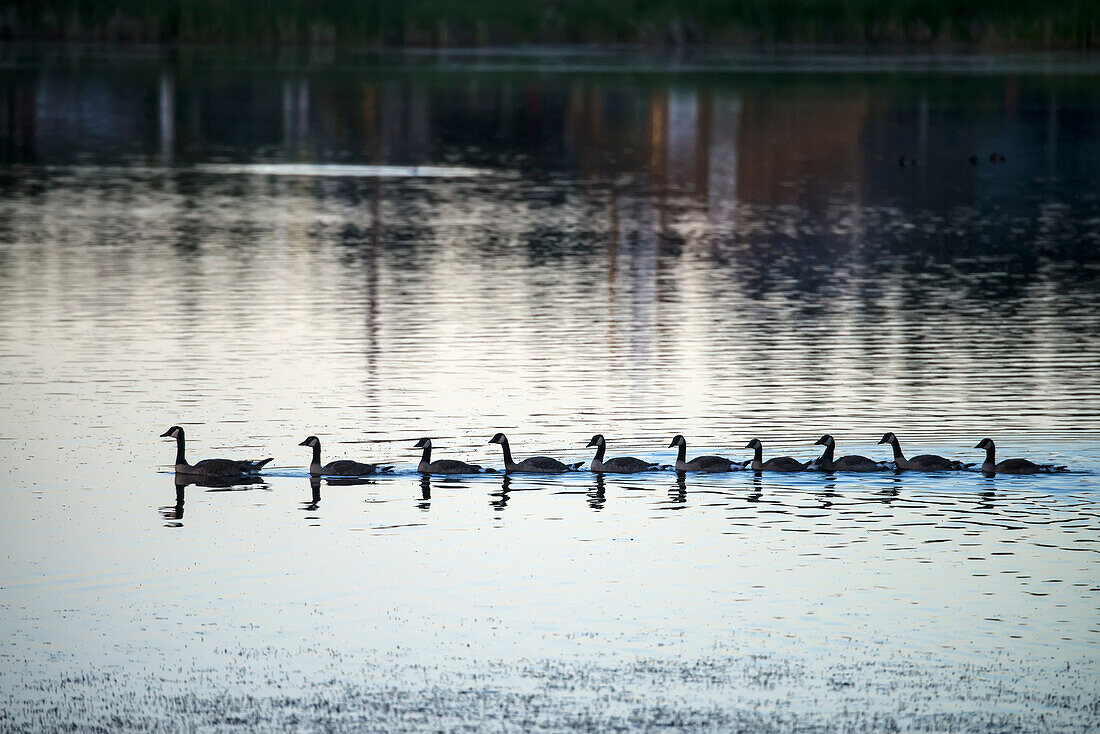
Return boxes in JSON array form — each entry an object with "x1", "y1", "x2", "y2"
[
  {"x1": 298, "y1": 435, "x2": 393, "y2": 476},
  {"x1": 586, "y1": 434, "x2": 659, "y2": 473},
  {"x1": 744, "y1": 439, "x2": 806, "y2": 472},
  {"x1": 668, "y1": 434, "x2": 734, "y2": 472},
  {"x1": 811, "y1": 434, "x2": 883, "y2": 472},
  {"x1": 414, "y1": 438, "x2": 483, "y2": 475},
  {"x1": 488, "y1": 433, "x2": 581, "y2": 473},
  {"x1": 974, "y1": 438, "x2": 1059, "y2": 475},
  {"x1": 878, "y1": 432, "x2": 962, "y2": 471},
  {"x1": 160, "y1": 426, "x2": 272, "y2": 477}
]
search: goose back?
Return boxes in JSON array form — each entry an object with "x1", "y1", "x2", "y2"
[
  {"x1": 762, "y1": 456, "x2": 806, "y2": 472},
  {"x1": 596, "y1": 456, "x2": 658, "y2": 473}
]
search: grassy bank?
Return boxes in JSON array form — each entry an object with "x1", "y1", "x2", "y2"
[{"x1": 2, "y1": 0, "x2": 1098, "y2": 48}]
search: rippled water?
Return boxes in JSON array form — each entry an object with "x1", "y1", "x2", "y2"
[{"x1": 0, "y1": 46, "x2": 1098, "y2": 731}]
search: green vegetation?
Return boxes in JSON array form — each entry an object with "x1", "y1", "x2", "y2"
[{"x1": 2, "y1": 0, "x2": 1097, "y2": 47}]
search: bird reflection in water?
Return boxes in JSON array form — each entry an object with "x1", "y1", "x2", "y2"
[
  {"x1": 668, "y1": 473, "x2": 687, "y2": 506},
  {"x1": 491, "y1": 475, "x2": 512, "y2": 512},
  {"x1": 418, "y1": 474, "x2": 432, "y2": 512},
  {"x1": 160, "y1": 482, "x2": 186, "y2": 526},
  {"x1": 302, "y1": 476, "x2": 322, "y2": 512},
  {"x1": 819, "y1": 479, "x2": 838, "y2": 508},
  {"x1": 976, "y1": 479, "x2": 998, "y2": 510},
  {"x1": 300, "y1": 476, "x2": 376, "y2": 517},
  {"x1": 587, "y1": 474, "x2": 606, "y2": 511},
  {"x1": 160, "y1": 474, "x2": 267, "y2": 526},
  {"x1": 747, "y1": 473, "x2": 763, "y2": 503},
  {"x1": 879, "y1": 475, "x2": 902, "y2": 505}
]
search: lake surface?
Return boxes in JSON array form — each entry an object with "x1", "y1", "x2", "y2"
[{"x1": 1, "y1": 46, "x2": 1099, "y2": 731}]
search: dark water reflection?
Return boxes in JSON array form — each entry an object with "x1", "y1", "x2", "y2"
[
  {"x1": 1, "y1": 49, "x2": 1098, "y2": 447},
  {"x1": 1, "y1": 46, "x2": 1099, "y2": 731}
]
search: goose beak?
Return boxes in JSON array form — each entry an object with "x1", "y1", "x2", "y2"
[
  {"x1": 814, "y1": 437, "x2": 828, "y2": 446},
  {"x1": 668, "y1": 439, "x2": 677, "y2": 448},
  {"x1": 877, "y1": 434, "x2": 889, "y2": 444},
  {"x1": 299, "y1": 439, "x2": 311, "y2": 446},
  {"x1": 973, "y1": 442, "x2": 984, "y2": 449},
  {"x1": 744, "y1": 441, "x2": 754, "y2": 450},
  {"x1": 585, "y1": 438, "x2": 598, "y2": 448},
  {"x1": 160, "y1": 429, "x2": 174, "y2": 438}
]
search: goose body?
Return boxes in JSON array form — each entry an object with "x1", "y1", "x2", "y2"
[
  {"x1": 745, "y1": 439, "x2": 806, "y2": 472},
  {"x1": 878, "y1": 432, "x2": 961, "y2": 471},
  {"x1": 812, "y1": 434, "x2": 884, "y2": 472},
  {"x1": 668, "y1": 435, "x2": 734, "y2": 472},
  {"x1": 299, "y1": 436, "x2": 392, "y2": 476},
  {"x1": 586, "y1": 434, "x2": 658, "y2": 474},
  {"x1": 161, "y1": 426, "x2": 272, "y2": 477},
  {"x1": 974, "y1": 438, "x2": 1053, "y2": 475},
  {"x1": 414, "y1": 438, "x2": 483, "y2": 475},
  {"x1": 489, "y1": 433, "x2": 580, "y2": 473}
]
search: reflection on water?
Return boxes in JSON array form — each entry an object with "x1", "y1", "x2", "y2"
[{"x1": 0, "y1": 47, "x2": 1099, "y2": 730}]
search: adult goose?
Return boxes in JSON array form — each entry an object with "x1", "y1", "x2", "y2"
[
  {"x1": 414, "y1": 438, "x2": 483, "y2": 475},
  {"x1": 878, "y1": 432, "x2": 962, "y2": 471},
  {"x1": 489, "y1": 433, "x2": 581, "y2": 473},
  {"x1": 298, "y1": 436, "x2": 393, "y2": 476},
  {"x1": 974, "y1": 438, "x2": 1064, "y2": 475},
  {"x1": 744, "y1": 439, "x2": 806, "y2": 472},
  {"x1": 811, "y1": 435, "x2": 884, "y2": 472},
  {"x1": 586, "y1": 434, "x2": 659, "y2": 474},
  {"x1": 160, "y1": 426, "x2": 272, "y2": 477},
  {"x1": 668, "y1": 435, "x2": 735, "y2": 472}
]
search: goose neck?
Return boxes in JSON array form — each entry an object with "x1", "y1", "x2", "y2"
[
  {"x1": 984, "y1": 443, "x2": 996, "y2": 468},
  {"x1": 174, "y1": 432, "x2": 187, "y2": 466},
  {"x1": 752, "y1": 443, "x2": 763, "y2": 471},
  {"x1": 499, "y1": 438, "x2": 515, "y2": 468}
]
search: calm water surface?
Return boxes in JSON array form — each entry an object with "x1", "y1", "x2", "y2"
[{"x1": 0, "y1": 46, "x2": 1099, "y2": 731}]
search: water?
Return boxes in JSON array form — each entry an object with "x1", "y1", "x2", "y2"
[{"x1": 1, "y1": 46, "x2": 1099, "y2": 730}]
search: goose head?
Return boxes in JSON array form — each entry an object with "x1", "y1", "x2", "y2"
[
  {"x1": 744, "y1": 438, "x2": 762, "y2": 450},
  {"x1": 299, "y1": 436, "x2": 320, "y2": 448},
  {"x1": 668, "y1": 434, "x2": 686, "y2": 448},
  {"x1": 586, "y1": 434, "x2": 605, "y2": 448},
  {"x1": 974, "y1": 438, "x2": 994, "y2": 451},
  {"x1": 814, "y1": 434, "x2": 835, "y2": 447},
  {"x1": 878, "y1": 432, "x2": 898, "y2": 445},
  {"x1": 488, "y1": 433, "x2": 507, "y2": 445},
  {"x1": 414, "y1": 437, "x2": 432, "y2": 449},
  {"x1": 161, "y1": 426, "x2": 183, "y2": 439}
]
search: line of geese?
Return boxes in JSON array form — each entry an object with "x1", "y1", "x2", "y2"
[{"x1": 161, "y1": 427, "x2": 1066, "y2": 479}]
